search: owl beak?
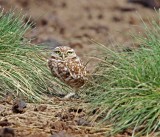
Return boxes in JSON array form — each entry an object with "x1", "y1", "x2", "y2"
[{"x1": 62, "y1": 54, "x2": 65, "y2": 60}]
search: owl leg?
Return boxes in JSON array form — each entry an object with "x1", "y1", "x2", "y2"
[
  {"x1": 63, "y1": 89, "x2": 80, "y2": 99},
  {"x1": 64, "y1": 92, "x2": 76, "y2": 99}
]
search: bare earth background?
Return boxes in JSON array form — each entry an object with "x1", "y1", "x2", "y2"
[
  {"x1": 1, "y1": 0, "x2": 156, "y2": 59},
  {"x1": 0, "y1": 0, "x2": 158, "y2": 137}
]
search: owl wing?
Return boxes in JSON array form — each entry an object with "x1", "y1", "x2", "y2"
[
  {"x1": 48, "y1": 57, "x2": 87, "y2": 88},
  {"x1": 48, "y1": 58, "x2": 72, "y2": 80},
  {"x1": 48, "y1": 58, "x2": 60, "y2": 77},
  {"x1": 65, "y1": 59, "x2": 86, "y2": 79}
]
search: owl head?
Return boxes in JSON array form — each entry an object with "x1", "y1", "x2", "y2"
[{"x1": 50, "y1": 46, "x2": 77, "y2": 60}]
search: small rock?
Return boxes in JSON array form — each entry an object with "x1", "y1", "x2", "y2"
[
  {"x1": 40, "y1": 19, "x2": 48, "y2": 26},
  {"x1": 76, "y1": 118, "x2": 91, "y2": 126},
  {"x1": 0, "y1": 119, "x2": 11, "y2": 127},
  {"x1": 112, "y1": 16, "x2": 122, "y2": 22},
  {"x1": 50, "y1": 121, "x2": 67, "y2": 131},
  {"x1": 17, "y1": 0, "x2": 29, "y2": 8},
  {"x1": 97, "y1": 14, "x2": 103, "y2": 19},
  {"x1": 34, "y1": 105, "x2": 47, "y2": 112},
  {"x1": 129, "y1": 16, "x2": 137, "y2": 25},
  {"x1": 12, "y1": 99, "x2": 27, "y2": 113},
  {"x1": 61, "y1": 2, "x2": 67, "y2": 8},
  {"x1": 0, "y1": 128, "x2": 15, "y2": 137}
]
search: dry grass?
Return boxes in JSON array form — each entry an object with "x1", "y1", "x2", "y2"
[
  {"x1": 86, "y1": 15, "x2": 160, "y2": 136},
  {"x1": 0, "y1": 10, "x2": 71, "y2": 102}
]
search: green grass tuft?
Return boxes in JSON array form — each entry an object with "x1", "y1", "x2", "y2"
[
  {"x1": 0, "y1": 10, "x2": 70, "y2": 102},
  {"x1": 87, "y1": 18, "x2": 160, "y2": 136}
]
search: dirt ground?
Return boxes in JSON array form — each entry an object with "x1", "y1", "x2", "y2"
[
  {"x1": 0, "y1": 0, "x2": 158, "y2": 137},
  {"x1": 0, "y1": 96, "x2": 110, "y2": 137}
]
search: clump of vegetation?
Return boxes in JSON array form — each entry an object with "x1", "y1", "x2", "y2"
[
  {"x1": 0, "y1": 10, "x2": 70, "y2": 102},
  {"x1": 87, "y1": 18, "x2": 160, "y2": 136}
]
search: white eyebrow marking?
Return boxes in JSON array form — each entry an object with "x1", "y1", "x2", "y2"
[
  {"x1": 54, "y1": 47, "x2": 60, "y2": 49},
  {"x1": 69, "y1": 49, "x2": 74, "y2": 51}
]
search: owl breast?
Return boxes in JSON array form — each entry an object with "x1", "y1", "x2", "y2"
[{"x1": 48, "y1": 58, "x2": 87, "y2": 88}]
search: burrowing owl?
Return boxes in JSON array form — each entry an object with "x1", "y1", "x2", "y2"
[{"x1": 48, "y1": 46, "x2": 87, "y2": 98}]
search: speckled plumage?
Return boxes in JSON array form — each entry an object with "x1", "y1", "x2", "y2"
[{"x1": 48, "y1": 46, "x2": 87, "y2": 89}]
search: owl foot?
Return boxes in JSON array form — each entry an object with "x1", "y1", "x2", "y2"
[{"x1": 63, "y1": 92, "x2": 80, "y2": 99}]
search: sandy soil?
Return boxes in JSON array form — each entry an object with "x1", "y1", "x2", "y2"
[{"x1": 0, "y1": 0, "x2": 158, "y2": 137}]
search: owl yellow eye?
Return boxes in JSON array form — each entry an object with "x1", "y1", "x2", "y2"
[
  {"x1": 67, "y1": 51, "x2": 73, "y2": 54},
  {"x1": 55, "y1": 51, "x2": 61, "y2": 54}
]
